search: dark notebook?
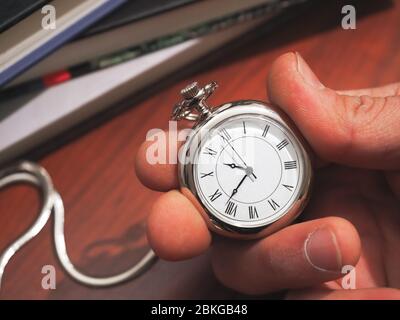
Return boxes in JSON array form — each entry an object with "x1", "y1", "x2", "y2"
[
  {"x1": 0, "y1": 0, "x2": 50, "y2": 33},
  {"x1": 81, "y1": 0, "x2": 196, "y2": 38},
  {"x1": 0, "y1": 0, "x2": 195, "y2": 36}
]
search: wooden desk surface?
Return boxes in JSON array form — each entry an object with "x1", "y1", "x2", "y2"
[{"x1": 1, "y1": 0, "x2": 399, "y2": 299}]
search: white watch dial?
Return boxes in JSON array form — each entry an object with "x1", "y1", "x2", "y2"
[{"x1": 194, "y1": 115, "x2": 303, "y2": 229}]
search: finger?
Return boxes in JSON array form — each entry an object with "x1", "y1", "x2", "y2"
[
  {"x1": 147, "y1": 190, "x2": 211, "y2": 260},
  {"x1": 135, "y1": 130, "x2": 182, "y2": 191},
  {"x1": 287, "y1": 287, "x2": 400, "y2": 300},
  {"x1": 338, "y1": 82, "x2": 400, "y2": 97},
  {"x1": 211, "y1": 217, "x2": 361, "y2": 295},
  {"x1": 267, "y1": 52, "x2": 400, "y2": 169}
]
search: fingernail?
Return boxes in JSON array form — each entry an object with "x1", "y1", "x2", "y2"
[
  {"x1": 295, "y1": 52, "x2": 325, "y2": 89},
  {"x1": 304, "y1": 227, "x2": 342, "y2": 272}
]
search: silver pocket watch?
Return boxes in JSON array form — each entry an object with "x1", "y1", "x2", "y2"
[{"x1": 172, "y1": 81, "x2": 313, "y2": 239}]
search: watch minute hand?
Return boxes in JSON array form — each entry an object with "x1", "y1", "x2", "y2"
[{"x1": 226, "y1": 174, "x2": 247, "y2": 204}]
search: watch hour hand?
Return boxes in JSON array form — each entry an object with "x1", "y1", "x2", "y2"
[
  {"x1": 223, "y1": 163, "x2": 245, "y2": 170},
  {"x1": 225, "y1": 140, "x2": 257, "y2": 180},
  {"x1": 223, "y1": 163, "x2": 255, "y2": 182}
]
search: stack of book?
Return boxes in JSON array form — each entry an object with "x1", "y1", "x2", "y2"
[{"x1": 0, "y1": 0, "x2": 309, "y2": 165}]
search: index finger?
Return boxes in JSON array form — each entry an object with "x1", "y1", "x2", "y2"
[{"x1": 135, "y1": 130, "x2": 181, "y2": 192}]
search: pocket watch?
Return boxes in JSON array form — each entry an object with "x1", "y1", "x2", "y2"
[{"x1": 172, "y1": 81, "x2": 312, "y2": 239}]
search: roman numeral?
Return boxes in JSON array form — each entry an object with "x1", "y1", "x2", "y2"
[
  {"x1": 200, "y1": 171, "x2": 214, "y2": 178},
  {"x1": 219, "y1": 128, "x2": 231, "y2": 141},
  {"x1": 209, "y1": 189, "x2": 222, "y2": 202},
  {"x1": 248, "y1": 206, "x2": 259, "y2": 219},
  {"x1": 284, "y1": 161, "x2": 297, "y2": 170},
  {"x1": 203, "y1": 147, "x2": 217, "y2": 157},
  {"x1": 262, "y1": 124, "x2": 270, "y2": 137},
  {"x1": 268, "y1": 199, "x2": 280, "y2": 211},
  {"x1": 243, "y1": 121, "x2": 246, "y2": 134},
  {"x1": 276, "y1": 139, "x2": 289, "y2": 150},
  {"x1": 282, "y1": 184, "x2": 294, "y2": 191},
  {"x1": 225, "y1": 201, "x2": 237, "y2": 216}
]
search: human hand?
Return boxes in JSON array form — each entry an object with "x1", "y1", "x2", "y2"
[{"x1": 135, "y1": 52, "x2": 400, "y2": 299}]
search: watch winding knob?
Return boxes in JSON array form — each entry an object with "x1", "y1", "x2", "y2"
[{"x1": 181, "y1": 82, "x2": 200, "y2": 100}]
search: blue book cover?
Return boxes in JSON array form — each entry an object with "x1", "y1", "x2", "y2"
[{"x1": 0, "y1": 0, "x2": 126, "y2": 87}]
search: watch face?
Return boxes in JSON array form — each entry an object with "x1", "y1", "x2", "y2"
[{"x1": 193, "y1": 114, "x2": 305, "y2": 229}]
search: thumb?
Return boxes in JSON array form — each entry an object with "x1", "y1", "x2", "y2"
[{"x1": 267, "y1": 52, "x2": 400, "y2": 170}]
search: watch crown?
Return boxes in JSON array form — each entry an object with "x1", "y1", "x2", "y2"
[
  {"x1": 180, "y1": 82, "x2": 200, "y2": 100},
  {"x1": 172, "y1": 81, "x2": 218, "y2": 122}
]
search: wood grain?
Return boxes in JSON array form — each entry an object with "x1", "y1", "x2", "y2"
[{"x1": 1, "y1": 0, "x2": 399, "y2": 299}]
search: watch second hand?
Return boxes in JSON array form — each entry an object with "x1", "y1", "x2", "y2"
[{"x1": 225, "y1": 139, "x2": 257, "y2": 179}]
